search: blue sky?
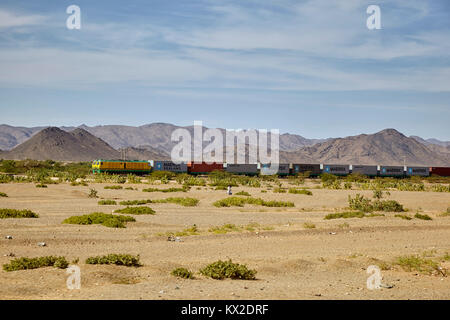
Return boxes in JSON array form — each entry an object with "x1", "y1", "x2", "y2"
[{"x1": 0, "y1": 0, "x2": 449, "y2": 140}]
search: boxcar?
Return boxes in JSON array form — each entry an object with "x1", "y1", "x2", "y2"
[
  {"x1": 406, "y1": 166, "x2": 429, "y2": 177},
  {"x1": 291, "y1": 164, "x2": 321, "y2": 176},
  {"x1": 322, "y1": 164, "x2": 350, "y2": 176},
  {"x1": 430, "y1": 167, "x2": 450, "y2": 177},
  {"x1": 225, "y1": 163, "x2": 258, "y2": 175},
  {"x1": 380, "y1": 166, "x2": 404, "y2": 177},
  {"x1": 92, "y1": 160, "x2": 151, "y2": 174},
  {"x1": 351, "y1": 165, "x2": 378, "y2": 177},
  {"x1": 260, "y1": 163, "x2": 290, "y2": 176},
  {"x1": 150, "y1": 160, "x2": 187, "y2": 173},
  {"x1": 187, "y1": 162, "x2": 223, "y2": 174}
]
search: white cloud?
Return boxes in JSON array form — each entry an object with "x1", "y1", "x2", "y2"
[{"x1": 0, "y1": 9, "x2": 46, "y2": 28}]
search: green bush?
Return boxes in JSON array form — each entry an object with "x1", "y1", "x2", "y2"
[
  {"x1": 273, "y1": 187, "x2": 286, "y2": 193},
  {"x1": 348, "y1": 194, "x2": 404, "y2": 213},
  {"x1": 114, "y1": 206, "x2": 156, "y2": 215},
  {"x1": 199, "y1": 259, "x2": 256, "y2": 280},
  {"x1": 324, "y1": 211, "x2": 366, "y2": 219},
  {"x1": 98, "y1": 200, "x2": 117, "y2": 205},
  {"x1": 85, "y1": 254, "x2": 141, "y2": 267},
  {"x1": 0, "y1": 192, "x2": 7, "y2": 197},
  {"x1": 3, "y1": 256, "x2": 69, "y2": 271},
  {"x1": 35, "y1": 184, "x2": 47, "y2": 188},
  {"x1": 88, "y1": 188, "x2": 98, "y2": 198},
  {"x1": 142, "y1": 186, "x2": 189, "y2": 193},
  {"x1": 209, "y1": 224, "x2": 241, "y2": 234},
  {"x1": 213, "y1": 196, "x2": 294, "y2": 208},
  {"x1": 394, "y1": 255, "x2": 439, "y2": 274},
  {"x1": 104, "y1": 185, "x2": 123, "y2": 190},
  {"x1": 395, "y1": 214, "x2": 412, "y2": 220},
  {"x1": 0, "y1": 208, "x2": 39, "y2": 219},
  {"x1": 153, "y1": 197, "x2": 199, "y2": 207},
  {"x1": 414, "y1": 213, "x2": 432, "y2": 221},
  {"x1": 164, "y1": 225, "x2": 200, "y2": 237},
  {"x1": 288, "y1": 188, "x2": 312, "y2": 195},
  {"x1": 303, "y1": 222, "x2": 316, "y2": 229},
  {"x1": 62, "y1": 212, "x2": 135, "y2": 228},
  {"x1": 235, "y1": 191, "x2": 251, "y2": 196},
  {"x1": 171, "y1": 267, "x2": 194, "y2": 279},
  {"x1": 372, "y1": 200, "x2": 404, "y2": 212}
]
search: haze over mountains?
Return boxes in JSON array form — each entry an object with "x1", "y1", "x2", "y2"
[{"x1": 0, "y1": 123, "x2": 449, "y2": 165}]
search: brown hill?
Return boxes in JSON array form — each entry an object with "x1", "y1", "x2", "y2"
[
  {"x1": 280, "y1": 129, "x2": 449, "y2": 166},
  {"x1": 2, "y1": 127, "x2": 120, "y2": 161},
  {"x1": 118, "y1": 146, "x2": 169, "y2": 161}
]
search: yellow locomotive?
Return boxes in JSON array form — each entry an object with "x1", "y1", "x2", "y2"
[{"x1": 92, "y1": 160, "x2": 151, "y2": 174}]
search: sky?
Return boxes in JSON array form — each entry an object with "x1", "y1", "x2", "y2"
[{"x1": 0, "y1": 0, "x2": 449, "y2": 140}]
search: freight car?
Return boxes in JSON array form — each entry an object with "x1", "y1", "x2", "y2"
[
  {"x1": 350, "y1": 165, "x2": 378, "y2": 177},
  {"x1": 380, "y1": 166, "x2": 404, "y2": 177},
  {"x1": 149, "y1": 160, "x2": 187, "y2": 173},
  {"x1": 430, "y1": 167, "x2": 450, "y2": 177},
  {"x1": 224, "y1": 163, "x2": 258, "y2": 175},
  {"x1": 322, "y1": 164, "x2": 350, "y2": 176},
  {"x1": 92, "y1": 160, "x2": 151, "y2": 174},
  {"x1": 187, "y1": 162, "x2": 223, "y2": 174},
  {"x1": 260, "y1": 163, "x2": 290, "y2": 176},
  {"x1": 291, "y1": 164, "x2": 321, "y2": 176},
  {"x1": 406, "y1": 166, "x2": 429, "y2": 177}
]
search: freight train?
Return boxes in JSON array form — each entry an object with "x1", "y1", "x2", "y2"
[{"x1": 92, "y1": 159, "x2": 450, "y2": 177}]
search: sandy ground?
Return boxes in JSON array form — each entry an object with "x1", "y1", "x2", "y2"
[{"x1": 0, "y1": 180, "x2": 449, "y2": 300}]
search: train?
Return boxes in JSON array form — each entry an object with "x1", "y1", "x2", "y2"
[{"x1": 91, "y1": 159, "x2": 450, "y2": 177}]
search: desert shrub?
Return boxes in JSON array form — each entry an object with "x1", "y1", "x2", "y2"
[
  {"x1": 395, "y1": 214, "x2": 412, "y2": 220},
  {"x1": 260, "y1": 190, "x2": 267, "y2": 193},
  {"x1": 35, "y1": 183, "x2": 47, "y2": 188},
  {"x1": 0, "y1": 174, "x2": 13, "y2": 183},
  {"x1": 343, "y1": 182, "x2": 352, "y2": 189},
  {"x1": 199, "y1": 259, "x2": 256, "y2": 280},
  {"x1": 324, "y1": 211, "x2": 366, "y2": 220},
  {"x1": 348, "y1": 194, "x2": 374, "y2": 212},
  {"x1": 98, "y1": 200, "x2": 117, "y2": 205},
  {"x1": 85, "y1": 254, "x2": 141, "y2": 267},
  {"x1": 414, "y1": 213, "x2": 432, "y2": 220},
  {"x1": 348, "y1": 194, "x2": 404, "y2": 213},
  {"x1": 345, "y1": 173, "x2": 369, "y2": 183},
  {"x1": 441, "y1": 208, "x2": 450, "y2": 217},
  {"x1": 273, "y1": 187, "x2": 286, "y2": 193},
  {"x1": 303, "y1": 222, "x2": 316, "y2": 229},
  {"x1": 372, "y1": 200, "x2": 404, "y2": 212},
  {"x1": 104, "y1": 185, "x2": 123, "y2": 190},
  {"x1": 88, "y1": 188, "x2": 98, "y2": 198},
  {"x1": 209, "y1": 224, "x2": 240, "y2": 234},
  {"x1": 164, "y1": 225, "x2": 200, "y2": 237},
  {"x1": 213, "y1": 196, "x2": 294, "y2": 208},
  {"x1": 171, "y1": 267, "x2": 194, "y2": 279},
  {"x1": 394, "y1": 255, "x2": 440, "y2": 274},
  {"x1": 62, "y1": 212, "x2": 135, "y2": 228},
  {"x1": 0, "y1": 208, "x2": 38, "y2": 219},
  {"x1": 373, "y1": 189, "x2": 383, "y2": 199},
  {"x1": 120, "y1": 199, "x2": 152, "y2": 205},
  {"x1": 126, "y1": 174, "x2": 141, "y2": 184},
  {"x1": 142, "y1": 186, "x2": 189, "y2": 193},
  {"x1": 3, "y1": 256, "x2": 68, "y2": 272},
  {"x1": 235, "y1": 191, "x2": 251, "y2": 196},
  {"x1": 153, "y1": 197, "x2": 199, "y2": 207},
  {"x1": 431, "y1": 184, "x2": 450, "y2": 192},
  {"x1": 114, "y1": 206, "x2": 155, "y2": 215},
  {"x1": 321, "y1": 173, "x2": 337, "y2": 183},
  {"x1": 0, "y1": 192, "x2": 7, "y2": 197},
  {"x1": 149, "y1": 171, "x2": 177, "y2": 180},
  {"x1": 288, "y1": 188, "x2": 312, "y2": 195}
]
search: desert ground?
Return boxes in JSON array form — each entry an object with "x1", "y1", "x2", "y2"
[{"x1": 0, "y1": 179, "x2": 449, "y2": 300}]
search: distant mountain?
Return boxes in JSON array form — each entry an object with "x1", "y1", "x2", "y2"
[
  {"x1": 2, "y1": 127, "x2": 120, "y2": 161},
  {"x1": 280, "y1": 129, "x2": 449, "y2": 166},
  {"x1": 118, "y1": 146, "x2": 169, "y2": 161},
  {"x1": 410, "y1": 136, "x2": 450, "y2": 147},
  {"x1": 0, "y1": 123, "x2": 323, "y2": 152}
]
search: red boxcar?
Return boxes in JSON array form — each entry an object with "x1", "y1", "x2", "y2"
[
  {"x1": 187, "y1": 162, "x2": 223, "y2": 174},
  {"x1": 430, "y1": 167, "x2": 450, "y2": 177}
]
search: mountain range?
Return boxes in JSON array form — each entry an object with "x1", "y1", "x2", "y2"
[{"x1": 0, "y1": 123, "x2": 448, "y2": 166}]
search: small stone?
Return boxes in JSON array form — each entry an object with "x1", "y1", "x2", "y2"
[
  {"x1": 329, "y1": 232, "x2": 337, "y2": 235},
  {"x1": 175, "y1": 286, "x2": 180, "y2": 290},
  {"x1": 244, "y1": 286, "x2": 248, "y2": 289},
  {"x1": 175, "y1": 237, "x2": 183, "y2": 242},
  {"x1": 37, "y1": 242, "x2": 46, "y2": 247},
  {"x1": 159, "y1": 290, "x2": 164, "y2": 294},
  {"x1": 5, "y1": 235, "x2": 13, "y2": 239},
  {"x1": 380, "y1": 283, "x2": 394, "y2": 289},
  {"x1": 314, "y1": 293, "x2": 322, "y2": 297}
]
